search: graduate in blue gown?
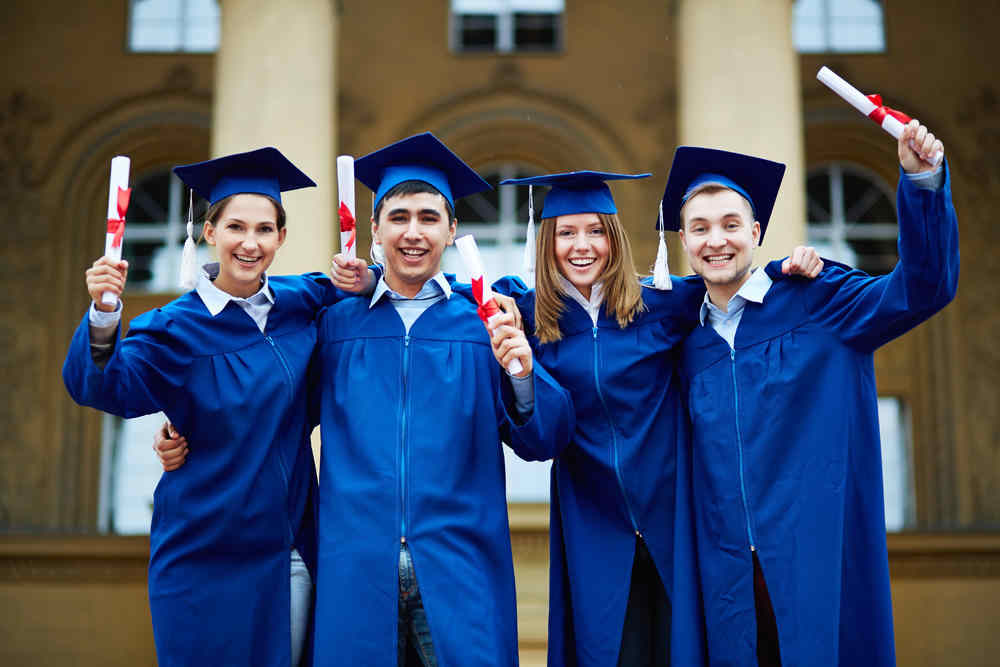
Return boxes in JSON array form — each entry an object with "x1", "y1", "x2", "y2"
[
  {"x1": 489, "y1": 172, "x2": 702, "y2": 667},
  {"x1": 310, "y1": 133, "x2": 575, "y2": 667},
  {"x1": 666, "y1": 121, "x2": 958, "y2": 666},
  {"x1": 63, "y1": 148, "x2": 350, "y2": 667}
]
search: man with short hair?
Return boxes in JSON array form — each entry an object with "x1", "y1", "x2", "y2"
[
  {"x1": 312, "y1": 132, "x2": 574, "y2": 666},
  {"x1": 664, "y1": 120, "x2": 958, "y2": 667}
]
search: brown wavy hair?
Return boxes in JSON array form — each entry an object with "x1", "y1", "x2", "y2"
[{"x1": 534, "y1": 212, "x2": 645, "y2": 343}]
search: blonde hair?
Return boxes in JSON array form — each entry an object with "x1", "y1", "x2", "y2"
[{"x1": 534, "y1": 212, "x2": 645, "y2": 343}]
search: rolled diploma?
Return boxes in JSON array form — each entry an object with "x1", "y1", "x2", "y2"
[
  {"x1": 816, "y1": 66, "x2": 943, "y2": 166},
  {"x1": 102, "y1": 156, "x2": 130, "y2": 307},
  {"x1": 337, "y1": 155, "x2": 357, "y2": 260},
  {"x1": 454, "y1": 235, "x2": 524, "y2": 376}
]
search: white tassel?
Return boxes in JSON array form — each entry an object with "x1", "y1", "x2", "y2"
[
  {"x1": 652, "y1": 199, "x2": 672, "y2": 290},
  {"x1": 179, "y1": 189, "x2": 199, "y2": 290},
  {"x1": 371, "y1": 242, "x2": 385, "y2": 265},
  {"x1": 522, "y1": 185, "x2": 536, "y2": 288}
]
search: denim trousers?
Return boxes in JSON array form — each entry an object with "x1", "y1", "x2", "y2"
[{"x1": 398, "y1": 543, "x2": 438, "y2": 667}]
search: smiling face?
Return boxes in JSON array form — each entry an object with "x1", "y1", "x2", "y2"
[
  {"x1": 203, "y1": 193, "x2": 286, "y2": 299},
  {"x1": 679, "y1": 187, "x2": 760, "y2": 293},
  {"x1": 372, "y1": 190, "x2": 456, "y2": 298},
  {"x1": 552, "y1": 213, "x2": 611, "y2": 300}
]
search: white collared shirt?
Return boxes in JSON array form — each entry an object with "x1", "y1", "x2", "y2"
[
  {"x1": 699, "y1": 267, "x2": 773, "y2": 350},
  {"x1": 369, "y1": 272, "x2": 452, "y2": 334},
  {"x1": 558, "y1": 276, "x2": 605, "y2": 325},
  {"x1": 195, "y1": 265, "x2": 274, "y2": 333}
]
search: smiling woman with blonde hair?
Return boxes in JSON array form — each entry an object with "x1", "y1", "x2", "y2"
[{"x1": 493, "y1": 170, "x2": 709, "y2": 667}]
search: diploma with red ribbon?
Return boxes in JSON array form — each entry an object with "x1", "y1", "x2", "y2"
[
  {"x1": 817, "y1": 66, "x2": 943, "y2": 166},
  {"x1": 337, "y1": 155, "x2": 357, "y2": 260},
  {"x1": 455, "y1": 234, "x2": 524, "y2": 376},
  {"x1": 103, "y1": 156, "x2": 132, "y2": 307}
]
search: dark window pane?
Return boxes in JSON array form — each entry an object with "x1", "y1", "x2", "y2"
[
  {"x1": 122, "y1": 240, "x2": 165, "y2": 285},
  {"x1": 848, "y1": 238, "x2": 897, "y2": 275},
  {"x1": 457, "y1": 14, "x2": 497, "y2": 51},
  {"x1": 842, "y1": 171, "x2": 895, "y2": 223},
  {"x1": 514, "y1": 12, "x2": 559, "y2": 51},
  {"x1": 128, "y1": 170, "x2": 172, "y2": 224},
  {"x1": 806, "y1": 171, "x2": 831, "y2": 222}
]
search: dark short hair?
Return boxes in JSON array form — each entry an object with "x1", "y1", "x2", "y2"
[
  {"x1": 373, "y1": 180, "x2": 455, "y2": 223},
  {"x1": 205, "y1": 194, "x2": 287, "y2": 230}
]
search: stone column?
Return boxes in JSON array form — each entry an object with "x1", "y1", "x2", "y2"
[
  {"x1": 213, "y1": 0, "x2": 336, "y2": 275},
  {"x1": 676, "y1": 0, "x2": 806, "y2": 266}
]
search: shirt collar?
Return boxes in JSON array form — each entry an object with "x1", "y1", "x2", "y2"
[
  {"x1": 558, "y1": 275, "x2": 605, "y2": 314},
  {"x1": 698, "y1": 266, "x2": 773, "y2": 325},
  {"x1": 369, "y1": 271, "x2": 452, "y2": 309},
  {"x1": 196, "y1": 263, "x2": 274, "y2": 317}
]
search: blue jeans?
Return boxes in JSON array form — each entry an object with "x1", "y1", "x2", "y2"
[
  {"x1": 290, "y1": 547, "x2": 312, "y2": 667},
  {"x1": 398, "y1": 543, "x2": 437, "y2": 667}
]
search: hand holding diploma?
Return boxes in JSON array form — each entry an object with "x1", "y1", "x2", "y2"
[
  {"x1": 898, "y1": 118, "x2": 944, "y2": 175},
  {"x1": 487, "y1": 309, "x2": 533, "y2": 379},
  {"x1": 86, "y1": 256, "x2": 129, "y2": 313},
  {"x1": 455, "y1": 234, "x2": 526, "y2": 376},
  {"x1": 816, "y1": 66, "x2": 943, "y2": 166}
]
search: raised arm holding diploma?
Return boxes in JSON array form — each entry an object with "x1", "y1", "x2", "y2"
[{"x1": 817, "y1": 66, "x2": 944, "y2": 166}]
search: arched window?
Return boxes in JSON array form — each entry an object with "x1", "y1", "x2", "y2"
[
  {"x1": 99, "y1": 166, "x2": 212, "y2": 534},
  {"x1": 793, "y1": 0, "x2": 885, "y2": 53},
  {"x1": 122, "y1": 168, "x2": 213, "y2": 292},
  {"x1": 443, "y1": 162, "x2": 552, "y2": 502},
  {"x1": 442, "y1": 162, "x2": 544, "y2": 284},
  {"x1": 806, "y1": 162, "x2": 897, "y2": 275}
]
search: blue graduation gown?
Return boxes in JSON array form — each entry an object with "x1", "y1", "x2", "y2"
[
  {"x1": 680, "y1": 165, "x2": 959, "y2": 667},
  {"x1": 492, "y1": 276, "x2": 708, "y2": 667},
  {"x1": 311, "y1": 277, "x2": 575, "y2": 667},
  {"x1": 62, "y1": 273, "x2": 341, "y2": 667}
]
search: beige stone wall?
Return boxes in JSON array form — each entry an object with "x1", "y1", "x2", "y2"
[{"x1": 0, "y1": 0, "x2": 998, "y2": 660}]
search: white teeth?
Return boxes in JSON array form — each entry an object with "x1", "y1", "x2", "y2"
[
  {"x1": 401, "y1": 249, "x2": 426, "y2": 256},
  {"x1": 568, "y1": 258, "x2": 595, "y2": 267},
  {"x1": 235, "y1": 255, "x2": 260, "y2": 263}
]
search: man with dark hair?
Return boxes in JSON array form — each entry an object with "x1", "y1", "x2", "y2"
[
  {"x1": 312, "y1": 132, "x2": 574, "y2": 666},
  {"x1": 664, "y1": 120, "x2": 957, "y2": 667}
]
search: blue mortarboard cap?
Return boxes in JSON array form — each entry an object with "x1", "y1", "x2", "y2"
[
  {"x1": 354, "y1": 132, "x2": 491, "y2": 211},
  {"x1": 173, "y1": 147, "x2": 316, "y2": 206},
  {"x1": 660, "y1": 146, "x2": 785, "y2": 239},
  {"x1": 500, "y1": 171, "x2": 651, "y2": 219}
]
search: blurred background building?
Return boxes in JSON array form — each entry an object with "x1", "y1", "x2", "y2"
[{"x1": 1, "y1": 1, "x2": 998, "y2": 664}]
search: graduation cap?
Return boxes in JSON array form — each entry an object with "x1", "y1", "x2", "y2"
[
  {"x1": 659, "y1": 146, "x2": 785, "y2": 240},
  {"x1": 354, "y1": 132, "x2": 491, "y2": 212},
  {"x1": 172, "y1": 147, "x2": 315, "y2": 290},
  {"x1": 173, "y1": 147, "x2": 316, "y2": 206},
  {"x1": 499, "y1": 171, "x2": 652, "y2": 288},
  {"x1": 500, "y1": 170, "x2": 650, "y2": 219}
]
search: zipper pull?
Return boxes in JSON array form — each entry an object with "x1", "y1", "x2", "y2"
[
  {"x1": 404, "y1": 334, "x2": 410, "y2": 347},
  {"x1": 730, "y1": 348, "x2": 735, "y2": 360},
  {"x1": 592, "y1": 326, "x2": 598, "y2": 340}
]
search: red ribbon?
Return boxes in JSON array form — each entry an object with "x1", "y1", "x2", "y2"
[
  {"x1": 471, "y1": 276, "x2": 500, "y2": 323},
  {"x1": 866, "y1": 94, "x2": 912, "y2": 126},
  {"x1": 338, "y1": 201, "x2": 356, "y2": 252},
  {"x1": 106, "y1": 186, "x2": 132, "y2": 249}
]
